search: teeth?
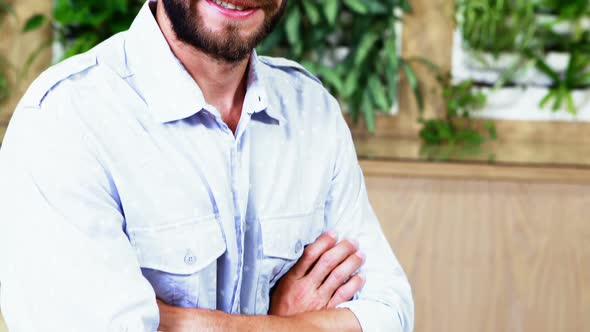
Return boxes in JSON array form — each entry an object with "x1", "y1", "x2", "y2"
[{"x1": 213, "y1": 0, "x2": 246, "y2": 10}]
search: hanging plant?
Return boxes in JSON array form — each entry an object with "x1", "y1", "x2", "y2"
[{"x1": 257, "y1": 0, "x2": 418, "y2": 133}]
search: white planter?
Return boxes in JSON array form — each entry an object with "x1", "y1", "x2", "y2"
[
  {"x1": 536, "y1": 13, "x2": 590, "y2": 35},
  {"x1": 452, "y1": 30, "x2": 569, "y2": 87},
  {"x1": 452, "y1": 30, "x2": 590, "y2": 122},
  {"x1": 471, "y1": 86, "x2": 590, "y2": 122}
]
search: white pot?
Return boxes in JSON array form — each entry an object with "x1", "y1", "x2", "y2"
[
  {"x1": 452, "y1": 28, "x2": 590, "y2": 122},
  {"x1": 536, "y1": 13, "x2": 590, "y2": 36},
  {"x1": 472, "y1": 86, "x2": 590, "y2": 122},
  {"x1": 453, "y1": 30, "x2": 570, "y2": 87}
]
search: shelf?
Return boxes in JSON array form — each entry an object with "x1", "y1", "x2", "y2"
[{"x1": 355, "y1": 136, "x2": 590, "y2": 183}]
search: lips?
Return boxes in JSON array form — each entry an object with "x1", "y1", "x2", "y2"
[{"x1": 205, "y1": 0, "x2": 260, "y2": 18}]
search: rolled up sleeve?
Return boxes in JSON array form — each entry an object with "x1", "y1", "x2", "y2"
[
  {"x1": 324, "y1": 108, "x2": 414, "y2": 332},
  {"x1": 0, "y1": 95, "x2": 159, "y2": 331}
]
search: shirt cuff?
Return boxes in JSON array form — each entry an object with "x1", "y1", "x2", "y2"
[{"x1": 336, "y1": 299, "x2": 403, "y2": 332}]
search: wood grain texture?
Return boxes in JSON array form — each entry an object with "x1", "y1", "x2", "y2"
[
  {"x1": 355, "y1": 136, "x2": 590, "y2": 168},
  {"x1": 0, "y1": 0, "x2": 52, "y2": 137},
  {"x1": 360, "y1": 160, "x2": 590, "y2": 184},
  {"x1": 367, "y1": 175, "x2": 590, "y2": 332}
]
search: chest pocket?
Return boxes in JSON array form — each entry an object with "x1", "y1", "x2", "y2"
[
  {"x1": 128, "y1": 215, "x2": 226, "y2": 309},
  {"x1": 254, "y1": 207, "x2": 325, "y2": 313}
]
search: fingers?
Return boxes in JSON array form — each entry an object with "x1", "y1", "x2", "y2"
[
  {"x1": 306, "y1": 239, "x2": 358, "y2": 287},
  {"x1": 318, "y1": 250, "x2": 365, "y2": 298},
  {"x1": 289, "y1": 231, "x2": 338, "y2": 278},
  {"x1": 326, "y1": 273, "x2": 366, "y2": 309}
]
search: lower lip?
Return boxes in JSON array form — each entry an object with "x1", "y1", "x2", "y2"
[{"x1": 204, "y1": 0, "x2": 259, "y2": 19}]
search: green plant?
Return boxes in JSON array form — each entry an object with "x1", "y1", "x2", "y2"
[
  {"x1": 419, "y1": 72, "x2": 495, "y2": 146},
  {"x1": 257, "y1": 0, "x2": 416, "y2": 133},
  {"x1": 54, "y1": 0, "x2": 143, "y2": 59},
  {"x1": 457, "y1": 0, "x2": 590, "y2": 115},
  {"x1": 533, "y1": 50, "x2": 590, "y2": 114},
  {"x1": 457, "y1": 0, "x2": 538, "y2": 56}
]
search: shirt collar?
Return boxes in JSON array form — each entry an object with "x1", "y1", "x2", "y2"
[{"x1": 125, "y1": 1, "x2": 284, "y2": 125}]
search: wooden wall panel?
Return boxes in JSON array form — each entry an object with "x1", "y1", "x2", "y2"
[
  {"x1": 0, "y1": 0, "x2": 52, "y2": 133},
  {"x1": 367, "y1": 175, "x2": 590, "y2": 332}
]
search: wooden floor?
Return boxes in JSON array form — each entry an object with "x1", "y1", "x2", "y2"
[{"x1": 367, "y1": 175, "x2": 590, "y2": 332}]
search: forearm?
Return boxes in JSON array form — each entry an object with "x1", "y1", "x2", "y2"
[
  {"x1": 158, "y1": 303, "x2": 360, "y2": 332},
  {"x1": 241, "y1": 309, "x2": 361, "y2": 332}
]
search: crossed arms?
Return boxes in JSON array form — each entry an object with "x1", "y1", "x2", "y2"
[{"x1": 157, "y1": 233, "x2": 365, "y2": 331}]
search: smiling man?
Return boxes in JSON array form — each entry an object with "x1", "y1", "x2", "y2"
[{"x1": 0, "y1": 0, "x2": 413, "y2": 331}]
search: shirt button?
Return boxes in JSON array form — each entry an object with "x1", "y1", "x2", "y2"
[
  {"x1": 184, "y1": 251, "x2": 197, "y2": 265},
  {"x1": 294, "y1": 240, "x2": 303, "y2": 254}
]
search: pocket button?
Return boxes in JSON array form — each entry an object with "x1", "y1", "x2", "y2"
[{"x1": 184, "y1": 250, "x2": 197, "y2": 265}]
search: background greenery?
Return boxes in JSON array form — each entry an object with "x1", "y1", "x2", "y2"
[
  {"x1": 54, "y1": 0, "x2": 143, "y2": 59},
  {"x1": 3, "y1": 1, "x2": 588, "y2": 146},
  {"x1": 457, "y1": 0, "x2": 590, "y2": 115},
  {"x1": 257, "y1": 0, "x2": 416, "y2": 133}
]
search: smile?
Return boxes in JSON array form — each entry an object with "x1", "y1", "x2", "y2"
[
  {"x1": 212, "y1": 0, "x2": 250, "y2": 11},
  {"x1": 205, "y1": 0, "x2": 259, "y2": 18}
]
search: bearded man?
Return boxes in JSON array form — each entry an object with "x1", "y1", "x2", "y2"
[{"x1": 0, "y1": 0, "x2": 413, "y2": 331}]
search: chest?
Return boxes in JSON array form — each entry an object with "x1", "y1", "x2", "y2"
[
  {"x1": 107, "y1": 117, "x2": 332, "y2": 225},
  {"x1": 99, "y1": 115, "x2": 334, "y2": 310}
]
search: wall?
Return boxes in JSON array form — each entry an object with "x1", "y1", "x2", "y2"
[{"x1": 367, "y1": 173, "x2": 590, "y2": 332}]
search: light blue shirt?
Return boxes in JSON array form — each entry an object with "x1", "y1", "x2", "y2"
[{"x1": 0, "y1": 2, "x2": 413, "y2": 331}]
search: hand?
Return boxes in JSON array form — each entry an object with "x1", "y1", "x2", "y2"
[{"x1": 269, "y1": 232, "x2": 366, "y2": 316}]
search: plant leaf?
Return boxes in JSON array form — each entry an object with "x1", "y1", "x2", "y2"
[{"x1": 22, "y1": 14, "x2": 46, "y2": 32}]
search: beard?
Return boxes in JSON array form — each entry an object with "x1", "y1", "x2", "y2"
[{"x1": 162, "y1": 0, "x2": 287, "y2": 63}]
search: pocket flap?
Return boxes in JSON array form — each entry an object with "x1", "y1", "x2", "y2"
[
  {"x1": 259, "y1": 209, "x2": 324, "y2": 260},
  {"x1": 129, "y1": 216, "x2": 226, "y2": 275}
]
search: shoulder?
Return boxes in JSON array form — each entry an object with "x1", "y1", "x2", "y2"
[
  {"x1": 258, "y1": 55, "x2": 323, "y2": 87},
  {"x1": 17, "y1": 53, "x2": 98, "y2": 110},
  {"x1": 18, "y1": 32, "x2": 129, "y2": 110}
]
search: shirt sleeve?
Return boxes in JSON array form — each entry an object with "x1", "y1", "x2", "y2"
[
  {"x1": 324, "y1": 106, "x2": 414, "y2": 332},
  {"x1": 0, "y1": 93, "x2": 159, "y2": 331}
]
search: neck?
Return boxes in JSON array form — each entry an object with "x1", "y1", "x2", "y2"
[{"x1": 155, "y1": 0, "x2": 249, "y2": 133}]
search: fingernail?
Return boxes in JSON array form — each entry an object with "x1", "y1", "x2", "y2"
[{"x1": 326, "y1": 230, "x2": 338, "y2": 239}]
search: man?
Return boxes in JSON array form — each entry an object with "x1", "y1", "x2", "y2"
[{"x1": 0, "y1": 0, "x2": 413, "y2": 330}]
